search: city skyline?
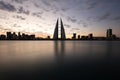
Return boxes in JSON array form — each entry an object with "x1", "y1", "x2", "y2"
[
  {"x1": 0, "y1": 27, "x2": 119, "y2": 40},
  {"x1": 0, "y1": 0, "x2": 120, "y2": 38}
]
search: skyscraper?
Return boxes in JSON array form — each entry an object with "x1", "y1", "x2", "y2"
[
  {"x1": 53, "y1": 19, "x2": 59, "y2": 40},
  {"x1": 106, "y1": 29, "x2": 112, "y2": 38},
  {"x1": 61, "y1": 19, "x2": 66, "y2": 40},
  {"x1": 53, "y1": 18, "x2": 66, "y2": 40},
  {"x1": 88, "y1": 33, "x2": 93, "y2": 40},
  {"x1": 72, "y1": 33, "x2": 76, "y2": 39},
  {"x1": 6, "y1": 32, "x2": 12, "y2": 40}
]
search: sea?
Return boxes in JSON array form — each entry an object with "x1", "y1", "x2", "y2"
[{"x1": 0, "y1": 41, "x2": 120, "y2": 80}]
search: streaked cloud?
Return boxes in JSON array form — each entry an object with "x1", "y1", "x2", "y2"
[
  {"x1": 13, "y1": 15, "x2": 26, "y2": 20},
  {"x1": 0, "y1": 1, "x2": 16, "y2": 12},
  {"x1": 112, "y1": 16, "x2": 120, "y2": 21},
  {"x1": 17, "y1": 6, "x2": 30, "y2": 15},
  {"x1": 32, "y1": 12, "x2": 43, "y2": 18},
  {"x1": 87, "y1": 1, "x2": 98, "y2": 10},
  {"x1": 13, "y1": 24, "x2": 21, "y2": 27},
  {"x1": 98, "y1": 13, "x2": 111, "y2": 21},
  {"x1": 64, "y1": 24, "x2": 71, "y2": 28},
  {"x1": 12, "y1": 0, "x2": 28, "y2": 4},
  {"x1": 67, "y1": 17, "x2": 77, "y2": 23}
]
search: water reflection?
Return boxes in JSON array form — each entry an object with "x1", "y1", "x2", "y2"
[
  {"x1": 106, "y1": 42, "x2": 112, "y2": 60},
  {"x1": 0, "y1": 41, "x2": 120, "y2": 79},
  {"x1": 54, "y1": 41, "x2": 65, "y2": 63}
]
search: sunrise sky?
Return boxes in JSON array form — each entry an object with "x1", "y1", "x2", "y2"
[{"x1": 0, "y1": 0, "x2": 120, "y2": 38}]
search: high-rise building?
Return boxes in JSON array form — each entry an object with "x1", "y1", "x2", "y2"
[
  {"x1": 78, "y1": 35, "x2": 80, "y2": 39},
  {"x1": 53, "y1": 19, "x2": 59, "y2": 40},
  {"x1": 53, "y1": 18, "x2": 66, "y2": 40},
  {"x1": 18, "y1": 32, "x2": 21, "y2": 39},
  {"x1": 88, "y1": 33, "x2": 93, "y2": 40},
  {"x1": 0, "y1": 35, "x2": 6, "y2": 40},
  {"x1": 106, "y1": 29, "x2": 112, "y2": 38},
  {"x1": 47, "y1": 36, "x2": 50, "y2": 39},
  {"x1": 13, "y1": 32, "x2": 17, "y2": 39},
  {"x1": 61, "y1": 19, "x2": 66, "y2": 40},
  {"x1": 72, "y1": 33, "x2": 76, "y2": 39},
  {"x1": 6, "y1": 32, "x2": 12, "y2": 40}
]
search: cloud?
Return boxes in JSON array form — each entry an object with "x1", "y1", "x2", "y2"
[
  {"x1": 0, "y1": 14, "x2": 7, "y2": 19},
  {"x1": 12, "y1": 0, "x2": 28, "y2": 4},
  {"x1": 41, "y1": 0, "x2": 51, "y2": 6},
  {"x1": 0, "y1": 1, "x2": 16, "y2": 12},
  {"x1": 32, "y1": 12, "x2": 43, "y2": 18},
  {"x1": 13, "y1": 24, "x2": 21, "y2": 27},
  {"x1": 64, "y1": 24, "x2": 71, "y2": 28},
  {"x1": 0, "y1": 26, "x2": 11, "y2": 31},
  {"x1": 82, "y1": 22, "x2": 88, "y2": 27},
  {"x1": 61, "y1": 7, "x2": 70, "y2": 12},
  {"x1": 112, "y1": 16, "x2": 120, "y2": 21},
  {"x1": 71, "y1": 28, "x2": 80, "y2": 31},
  {"x1": 77, "y1": 20, "x2": 88, "y2": 28},
  {"x1": 67, "y1": 17, "x2": 77, "y2": 23},
  {"x1": 87, "y1": 1, "x2": 98, "y2": 10},
  {"x1": 17, "y1": 6, "x2": 30, "y2": 15},
  {"x1": 98, "y1": 12, "x2": 111, "y2": 21},
  {"x1": 34, "y1": 3, "x2": 40, "y2": 8},
  {"x1": 13, "y1": 15, "x2": 26, "y2": 20}
]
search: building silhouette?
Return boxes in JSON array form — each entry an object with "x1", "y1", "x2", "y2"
[
  {"x1": 53, "y1": 18, "x2": 66, "y2": 40},
  {"x1": 7, "y1": 32, "x2": 12, "y2": 40},
  {"x1": 88, "y1": 33, "x2": 93, "y2": 40},
  {"x1": 78, "y1": 35, "x2": 80, "y2": 40},
  {"x1": 106, "y1": 29, "x2": 112, "y2": 38},
  {"x1": 53, "y1": 19, "x2": 59, "y2": 40},
  {"x1": 72, "y1": 33, "x2": 77, "y2": 39}
]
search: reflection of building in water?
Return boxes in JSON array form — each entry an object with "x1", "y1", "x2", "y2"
[
  {"x1": 106, "y1": 42, "x2": 112, "y2": 62},
  {"x1": 54, "y1": 41, "x2": 65, "y2": 63}
]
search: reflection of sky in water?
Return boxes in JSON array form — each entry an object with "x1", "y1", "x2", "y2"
[
  {"x1": 0, "y1": 41, "x2": 120, "y2": 79},
  {"x1": 0, "y1": 41, "x2": 120, "y2": 68}
]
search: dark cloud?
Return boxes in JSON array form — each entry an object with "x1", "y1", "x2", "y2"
[
  {"x1": 64, "y1": 24, "x2": 71, "y2": 28},
  {"x1": 82, "y1": 22, "x2": 88, "y2": 27},
  {"x1": 78, "y1": 20, "x2": 88, "y2": 28},
  {"x1": 67, "y1": 17, "x2": 77, "y2": 23},
  {"x1": 87, "y1": 1, "x2": 98, "y2": 10},
  {"x1": 34, "y1": 2, "x2": 51, "y2": 12},
  {"x1": 98, "y1": 13, "x2": 111, "y2": 21},
  {"x1": 61, "y1": 7, "x2": 70, "y2": 12},
  {"x1": 32, "y1": 12, "x2": 43, "y2": 18},
  {"x1": 0, "y1": 1, "x2": 16, "y2": 12},
  {"x1": 13, "y1": 15, "x2": 26, "y2": 20},
  {"x1": 41, "y1": 0, "x2": 51, "y2": 6},
  {"x1": 12, "y1": 0, "x2": 28, "y2": 4},
  {"x1": 13, "y1": 24, "x2": 21, "y2": 27},
  {"x1": 112, "y1": 16, "x2": 120, "y2": 21},
  {"x1": 52, "y1": 6, "x2": 60, "y2": 14},
  {"x1": 34, "y1": 3, "x2": 40, "y2": 8},
  {"x1": 17, "y1": 6, "x2": 30, "y2": 15}
]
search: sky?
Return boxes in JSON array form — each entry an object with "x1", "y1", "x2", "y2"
[{"x1": 0, "y1": 0, "x2": 120, "y2": 38}]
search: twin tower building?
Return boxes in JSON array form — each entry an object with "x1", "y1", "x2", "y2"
[{"x1": 53, "y1": 18, "x2": 66, "y2": 40}]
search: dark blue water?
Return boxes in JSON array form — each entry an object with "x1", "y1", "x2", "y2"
[{"x1": 0, "y1": 41, "x2": 120, "y2": 80}]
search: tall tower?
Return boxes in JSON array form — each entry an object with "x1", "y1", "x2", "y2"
[
  {"x1": 53, "y1": 18, "x2": 66, "y2": 40},
  {"x1": 61, "y1": 19, "x2": 66, "y2": 40},
  {"x1": 53, "y1": 19, "x2": 59, "y2": 40}
]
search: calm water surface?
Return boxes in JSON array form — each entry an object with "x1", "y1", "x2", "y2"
[{"x1": 0, "y1": 41, "x2": 120, "y2": 79}]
